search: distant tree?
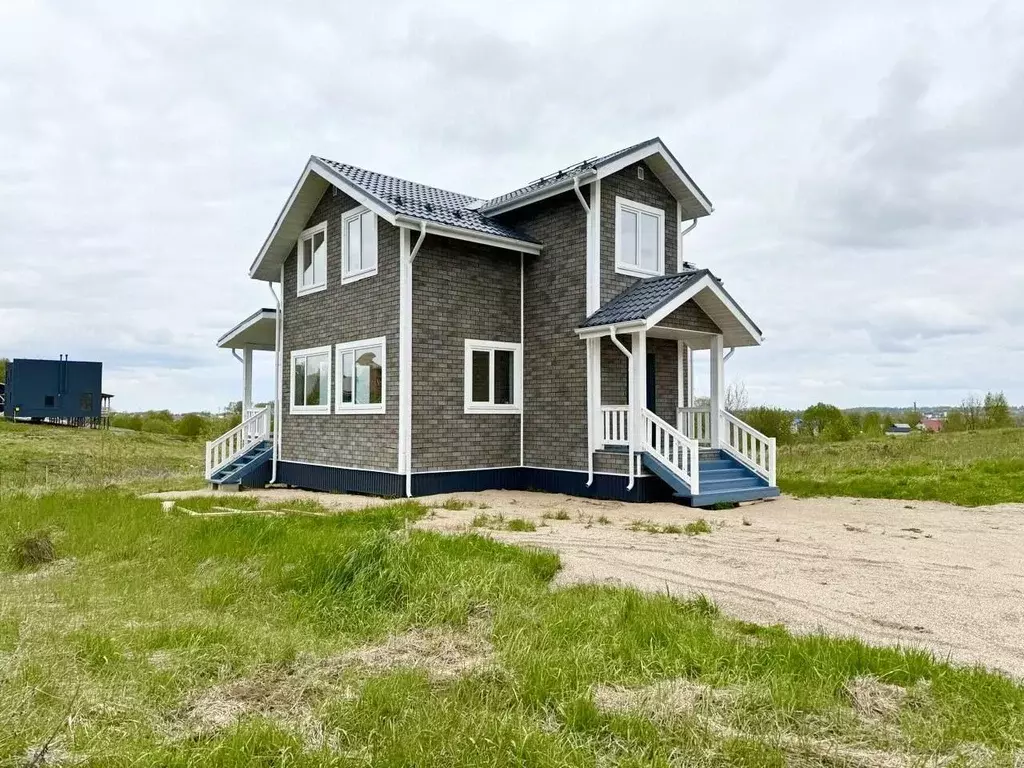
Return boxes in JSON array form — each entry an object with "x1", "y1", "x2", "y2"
[
  {"x1": 176, "y1": 413, "x2": 207, "y2": 438},
  {"x1": 111, "y1": 413, "x2": 143, "y2": 431},
  {"x1": 802, "y1": 403, "x2": 851, "y2": 441},
  {"x1": 961, "y1": 395, "x2": 983, "y2": 430},
  {"x1": 141, "y1": 418, "x2": 171, "y2": 434},
  {"x1": 944, "y1": 409, "x2": 967, "y2": 432},
  {"x1": 983, "y1": 391, "x2": 1013, "y2": 429},
  {"x1": 141, "y1": 409, "x2": 175, "y2": 423},
  {"x1": 225, "y1": 401, "x2": 243, "y2": 417},
  {"x1": 725, "y1": 381, "x2": 749, "y2": 414},
  {"x1": 0, "y1": 357, "x2": 7, "y2": 382},
  {"x1": 845, "y1": 411, "x2": 863, "y2": 433},
  {"x1": 743, "y1": 406, "x2": 794, "y2": 445},
  {"x1": 862, "y1": 411, "x2": 883, "y2": 436},
  {"x1": 902, "y1": 410, "x2": 922, "y2": 428}
]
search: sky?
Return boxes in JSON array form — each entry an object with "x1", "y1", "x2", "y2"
[{"x1": 1, "y1": 0, "x2": 1022, "y2": 412}]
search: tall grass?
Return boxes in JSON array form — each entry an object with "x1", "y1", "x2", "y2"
[
  {"x1": 779, "y1": 428, "x2": 1024, "y2": 506},
  {"x1": 1, "y1": 489, "x2": 1022, "y2": 765}
]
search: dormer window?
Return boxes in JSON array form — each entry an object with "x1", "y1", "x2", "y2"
[
  {"x1": 296, "y1": 222, "x2": 327, "y2": 296},
  {"x1": 615, "y1": 197, "x2": 664, "y2": 278}
]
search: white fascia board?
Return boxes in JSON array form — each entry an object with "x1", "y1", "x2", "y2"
[
  {"x1": 595, "y1": 140, "x2": 713, "y2": 216},
  {"x1": 393, "y1": 215, "x2": 542, "y2": 255},
  {"x1": 216, "y1": 309, "x2": 277, "y2": 349},
  {"x1": 574, "y1": 321, "x2": 645, "y2": 339},
  {"x1": 644, "y1": 275, "x2": 762, "y2": 344},
  {"x1": 248, "y1": 157, "x2": 398, "y2": 280}
]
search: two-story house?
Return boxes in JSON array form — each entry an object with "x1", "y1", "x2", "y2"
[{"x1": 208, "y1": 138, "x2": 778, "y2": 506}]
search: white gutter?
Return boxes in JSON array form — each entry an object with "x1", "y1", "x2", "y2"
[
  {"x1": 268, "y1": 274, "x2": 282, "y2": 485},
  {"x1": 724, "y1": 348, "x2": 736, "y2": 363},
  {"x1": 404, "y1": 222, "x2": 427, "y2": 498},
  {"x1": 231, "y1": 350, "x2": 243, "y2": 365},
  {"x1": 680, "y1": 218, "x2": 698, "y2": 238},
  {"x1": 572, "y1": 175, "x2": 591, "y2": 215},
  {"x1": 608, "y1": 325, "x2": 635, "y2": 491}
]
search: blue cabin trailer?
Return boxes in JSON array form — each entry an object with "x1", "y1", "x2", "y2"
[{"x1": 3, "y1": 357, "x2": 111, "y2": 427}]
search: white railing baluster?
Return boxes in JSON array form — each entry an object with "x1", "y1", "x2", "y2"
[
  {"x1": 600, "y1": 405, "x2": 630, "y2": 447},
  {"x1": 715, "y1": 410, "x2": 777, "y2": 486},
  {"x1": 204, "y1": 405, "x2": 273, "y2": 481},
  {"x1": 640, "y1": 408, "x2": 699, "y2": 496}
]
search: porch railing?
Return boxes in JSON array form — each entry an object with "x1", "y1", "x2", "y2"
[
  {"x1": 677, "y1": 406, "x2": 711, "y2": 445},
  {"x1": 205, "y1": 405, "x2": 272, "y2": 480},
  {"x1": 720, "y1": 410, "x2": 776, "y2": 486},
  {"x1": 641, "y1": 408, "x2": 699, "y2": 495},
  {"x1": 601, "y1": 405, "x2": 629, "y2": 446}
]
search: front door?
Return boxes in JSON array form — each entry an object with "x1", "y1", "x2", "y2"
[{"x1": 646, "y1": 353, "x2": 656, "y2": 412}]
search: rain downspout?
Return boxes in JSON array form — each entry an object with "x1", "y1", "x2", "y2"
[
  {"x1": 573, "y1": 173, "x2": 597, "y2": 486},
  {"x1": 404, "y1": 221, "x2": 427, "y2": 498},
  {"x1": 268, "y1": 274, "x2": 282, "y2": 485},
  {"x1": 608, "y1": 325, "x2": 635, "y2": 491}
]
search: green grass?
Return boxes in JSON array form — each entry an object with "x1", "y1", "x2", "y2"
[
  {"x1": 779, "y1": 428, "x2": 1024, "y2": 506},
  {"x1": 1, "y1": 489, "x2": 1022, "y2": 765},
  {"x1": 628, "y1": 518, "x2": 711, "y2": 536},
  {"x1": 0, "y1": 419, "x2": 204, "y2": 495}
]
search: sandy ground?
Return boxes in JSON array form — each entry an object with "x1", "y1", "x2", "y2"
[{"x1": 150, "y1": 488, "x2": 1024, "y2": 679}]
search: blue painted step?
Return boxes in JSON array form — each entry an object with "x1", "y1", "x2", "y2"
[
  {"x1": 642, "y1": 448, "x2": 779, "y2": 507},
  {"x1": 209, "y1": 441, "x2": 274, "y2": 485}
]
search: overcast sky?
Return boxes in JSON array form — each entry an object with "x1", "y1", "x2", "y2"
[{"x1": 2, "y1": 0, "x2": 1022, "y2": 412}]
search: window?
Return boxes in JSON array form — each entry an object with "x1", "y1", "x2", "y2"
[
  {"x1": 335, "y1": 337, "x2": 386, "y2": 413},
  {"x1": 464, "y1": 339, "x2": 522, "y2": 413},
  {"x1": 341, "y1": 206, "x2": 378, "y2": 283},
  {"x1": 290, "y1": 346, "x2": 331, "y2": 414},
  {"x1": 615, "y1": 197, "x2": 664, "y2": 277},
  {"x1": 80, "y1": 393, "x2": 93, "y2": 412},
  {"x1": 44, "y1": 395, "x2": 55, "y2": 408},
  {"x1": 296, "y1": 222, "x2": 328, "y2": 295}
]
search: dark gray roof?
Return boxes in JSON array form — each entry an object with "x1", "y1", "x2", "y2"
[
  {"x1": 480, "y1": 138, "x2": 657, "y2": 211},
  {"x1": 581, "y1": 271, "x2": 707, "y2": 327},
  {"x1": 315, "y1": 157, "x2": 540, "y2": 245}
]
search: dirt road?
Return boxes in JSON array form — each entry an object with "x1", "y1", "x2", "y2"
[{"x1": 154, "y1": 488, "x2": 1024, "y2": 678}]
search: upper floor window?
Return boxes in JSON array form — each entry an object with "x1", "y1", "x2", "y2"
[
  {"x1": 464, "y1": 339, "x2": 522, "y2": 414},
  {"x1": 297, "y1": 222, "x2": 327, "y2": 296},
  {"x1": 291, "y1": 346, "x2": 331, "y2": 414},
  {"x1": 336, "y1": 337, "x2": 386, "y2": 413},
  {"x1": 615, "y1": 197, "x2": 664, "y2": 278},
  {"x1": 342, "y1": 207, "x2": 378, "y2": 284}
]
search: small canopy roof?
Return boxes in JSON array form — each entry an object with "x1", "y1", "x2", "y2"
[
  {"x1": 217, "y1": 308, "x2": 277, "y2": 351},
  {"x1": 576, "y1": 270, "x2": 763, "y2": 349}
]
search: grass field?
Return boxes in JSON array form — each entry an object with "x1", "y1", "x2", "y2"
[
  {"x1": 2, "y1": 490, "x2": 1023, "y2": 766},
  {"x1": 779, "y1": 428, "x2": 1024, "y2": 506},
  {"x1": 0, "y1": 420, "x2": 204, "y2": 495}
]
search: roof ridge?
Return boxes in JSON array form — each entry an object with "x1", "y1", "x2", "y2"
[{"x1": 315, "y1": 155, "x2": 481, "y2": 206}]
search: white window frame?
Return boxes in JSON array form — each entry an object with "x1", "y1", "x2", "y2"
[
  {"x1": 341, "y1": 206, "x2": 378, "y2": 284},
  {"x1": 289, "y1": 345, "x2": 332, "y2": 415},
  {"x1": 614, "y1": 196, "x2": 665, "y2": 278},
  {"x1": 335, "y1": 336, "x2": 387, "y2": 414},
  {"x1": 463, "y1": 339, "x2": 522, "y2": 414},
  {"x1": 296, "y1": 221, "x2": 328, "y2": 296}
]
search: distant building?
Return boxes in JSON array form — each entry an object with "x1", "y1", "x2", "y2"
[
  {"x1": 3, "y1": 357, "x2": 111, "y2": 427},
  {"x1": 885, "y1": 423, "x2": 913, "y2": 436},
  {"x1": 920, "y1": 417, "x2": 943, "y2": 432}
]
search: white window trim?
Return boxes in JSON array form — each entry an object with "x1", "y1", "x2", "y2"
[
  {"x1": 335, "y1": 336, "x2": 387, "y2": 414},
  {"x1": 614, "y1": 196, "x2": 665, "y2": 278},
  {"x1": 290, "y1": 345, "x2": 332, "y2": 415},
  {"x1": 463, "y1": 339, "x2": 523, "y2": 414},
  {"x1": 296, "y1": 221, "x2": 328, "y2": 297},
  {"x1": 341, "y1": 206, "x2": 378, "y2": 285}
]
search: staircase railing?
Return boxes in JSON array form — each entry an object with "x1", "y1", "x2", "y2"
[
  {"x1": 677, "y1": 406, "x2": 711, "y2": 445},
  {"x1": 720, "y1": 410, "x2": 776, "y2": 486},
  {"x1": 205, "y1": 405, "x2": 271, "y2": 480},
  {"x1": 641, "y1": 408, "x2": 700, "y2": 495},
  {"x1": 601, "y1": 405, "x2": 629, "y2": 446}
]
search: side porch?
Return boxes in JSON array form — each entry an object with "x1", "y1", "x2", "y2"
[{"x1": 579, "y1": 271, "x2": 779, "y2": 507}]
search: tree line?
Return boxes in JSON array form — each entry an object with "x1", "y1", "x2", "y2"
[{"x1": 110, "y1": 401, "x2": 258, "y2": 440}]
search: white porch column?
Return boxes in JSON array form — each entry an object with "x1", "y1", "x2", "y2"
[
  {"x1": 709, "y1": 334, "x2": 725, "y2": 448},
  {"x1": 632, "y1": 330, "x2": 647, "y2": 461},
  {"x1": 242, "y1": 346, "x2": 253, "y2": 415},
  {"x1": 586, "y1": 338, "x2": 602, "y2": 453}
]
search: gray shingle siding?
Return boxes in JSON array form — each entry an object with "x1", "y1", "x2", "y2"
[
  {"x1": 600, "y1": 336, "x2": 686, "y2": 426},
  {"x1": 600, "y1": 161, "x2": 681, "y2": 305},
  {"x1": 659, "y1": 300, "x2": 721, "y2": 334},
  {"x1": 411, "y1": 236, "x2": 521, "y2": 471},
  {"x1": 280, "y1": 187, "x2": 400, "y2": 471},
  {"x1": 501, "y1": 189, "x2": 590, "y2": 472}
]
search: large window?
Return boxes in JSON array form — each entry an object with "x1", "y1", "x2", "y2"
[
  {"x1": 615, "y1": 197, "x2": 664, "y2": 277},
  {"x1": 296, "y1": 222, "x2": 327, "y2": 295},
  {"x1": 290, "y1": 346, "x2": 331, "y2": 414},
  {"x1": 341, "y1": 207, "x2": 378, "y2": 283},
  {"x1": 336, "y1": 337, "x2": 386, "y2": 413},
  {"x1": 464, "y1": 339, "x2": 522, "y2": 414}
]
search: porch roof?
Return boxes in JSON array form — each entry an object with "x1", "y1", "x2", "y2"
[
  {"x1": 216, "y1": 308, "x2": 277, "y2": 351},
  {"x1": 576, "y1": 270, "x2": 763, "y2": 348}
]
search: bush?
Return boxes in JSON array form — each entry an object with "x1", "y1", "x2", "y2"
[
  {"x1": 111, "y1": 413, "x2": 143, "y2": 431},
  {"x1": 176, "y1": 413, "x2": 207, "y2": 439},
  {"x1": 141, "y1": 418, "x2": 172, "y2": 435},
  {"x1": 802, "y1": 403, "x2": 852, "y2": 441},
  {"x1": 743, "y1": 407, "x2": 794, "y2": 445},
  {"x1": 9, "y1": 531, "x2": 56, "y2": 569}
]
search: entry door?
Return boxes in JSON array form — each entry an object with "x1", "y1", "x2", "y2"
[{"x1": 646, "y1": 353, "x2": 656, "y2": 412}]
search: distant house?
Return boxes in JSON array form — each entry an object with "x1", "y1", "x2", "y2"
[
  {"x1": 885, "y1": 423, "x2": 913, "y2": 436},
  {"x1": 2, "y1": 357, "x2": 111, "y2": 427},
  {"x1": 790, "y1": 417, "x2": 803, "y2": 435},
  {"x1": 920, "y1": 417, "x2": 943, "y2": 432}
]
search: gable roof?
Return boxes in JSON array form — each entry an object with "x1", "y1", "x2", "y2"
[
  {"x1": 479, "y1": 137, "x2": 713, "y2": 218},
  {"x1": 577, "y1": 269, "x2": 763, "y2": 348}
]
